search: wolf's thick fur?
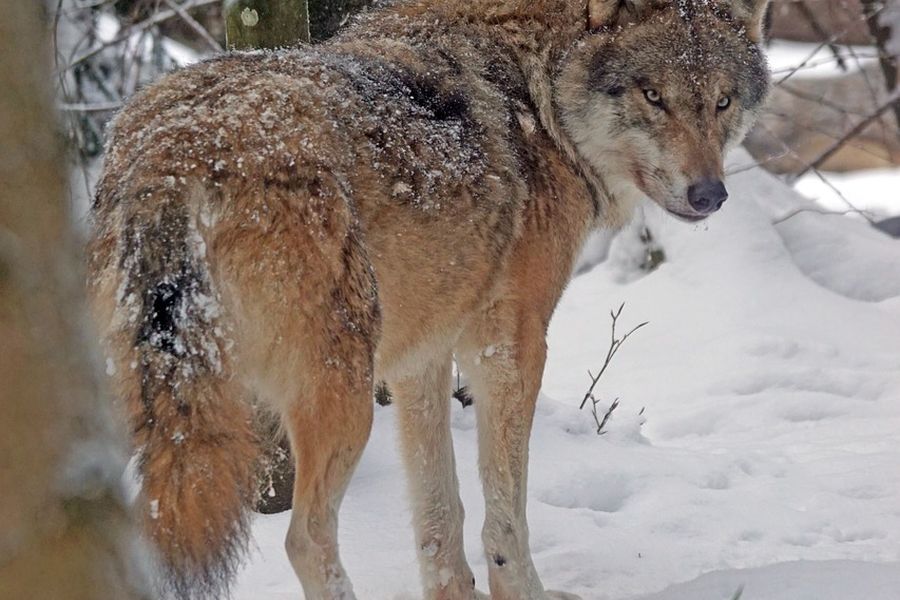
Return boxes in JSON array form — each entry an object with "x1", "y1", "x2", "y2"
[{"x1": 87, "y1": 1, "x2": 771, "y2": 598}]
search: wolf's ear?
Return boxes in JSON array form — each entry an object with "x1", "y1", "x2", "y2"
[
  {"x1": 587, "y1": 0, "x2": 654, "y2": 31},
  {"x1": 730, "y1": 0, "x2": 771, "y2": 43}
]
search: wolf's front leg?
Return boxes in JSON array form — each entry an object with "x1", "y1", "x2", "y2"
[
  {"x1": 391, "y1": 355, "x2": 478, "y2": 599},
  {"x1": 459, "y1": 307, "x2": 581, "y2": 600}
]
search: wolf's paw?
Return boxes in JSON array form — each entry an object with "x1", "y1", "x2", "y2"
[
  {"x1": 474, "y1": 591, "x2": 490, "y2": 600},
  {"x1": 546, "y1": 592, "x2": 582, "y2": 600}
]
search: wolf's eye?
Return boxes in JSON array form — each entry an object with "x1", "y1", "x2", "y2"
[
  {"x1": 717, "y1": 96, "x2": 731, "y2": 111},
  {"x1": 643, "y1": 89, "x2": 663, "y2": 106}
]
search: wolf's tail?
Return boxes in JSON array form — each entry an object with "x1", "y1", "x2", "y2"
[{"x1": 95, "y1": 190, "x2": 258, "y2": 600}]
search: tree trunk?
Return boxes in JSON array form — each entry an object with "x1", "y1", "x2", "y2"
[
  {"x1": 0, "y1": 4, "x2": 148, "y2": 600},
  {"x1": 224, "y1": 0, "x2": 310, "y2": 49},
  {"x1": 308, "y1": 0, "x2": 371, "y2": 42}
]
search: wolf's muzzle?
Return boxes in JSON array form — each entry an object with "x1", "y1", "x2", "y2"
[{"x1": 687, "y1": 179, "x2": 728, "y2": 214}]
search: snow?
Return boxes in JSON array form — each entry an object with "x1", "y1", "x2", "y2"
[
  {"x1": 766, "y1": 40, "x2": 881, "y2": 80},
  {"x1": 230, "y1": 154, "x2": 900, "y2": 599},
  {"x1": 794, "y1": 169, "x2": 900, "y2": 221},
  {"x1": 631, "y1": 561, "x2": 900, "y2": 600}
]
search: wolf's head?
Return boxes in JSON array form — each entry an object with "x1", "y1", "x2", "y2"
[{"x1": 556, "y1": 0, "x2": 771, "y2": 222}]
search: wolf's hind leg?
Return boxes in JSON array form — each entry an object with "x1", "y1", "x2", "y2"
[
  {"x1": 280, "y1": 248, "x2": 378, "y2": 600},
  {"x1": 282, "y1": 300, "x2": 375, "y2": 600},
  {"x1": 391, "y1": 355, "x2": 477, "y2": 600},
  {"x1": 282, "y1": 319, "x2": 375, "y2": 600},
  {"x1": 219, "y1": 173, "x2": 380, "y2": 600}
]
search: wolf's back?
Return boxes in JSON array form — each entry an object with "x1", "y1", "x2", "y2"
[{"x1": 88, "y1": 172, "x2": 258, "y2": 599}]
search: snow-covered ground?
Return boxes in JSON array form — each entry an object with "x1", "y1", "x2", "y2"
[
  {"x1": 231, "y1": 153, "x2": 900, "y2": 600},
  {"x1": 795, "y1": 169, "x2": 900, "y2": 221}
]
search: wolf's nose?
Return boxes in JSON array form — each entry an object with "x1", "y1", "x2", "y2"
[{"x1": 687, "y1": 179, "x2": 728, "y2": 214}]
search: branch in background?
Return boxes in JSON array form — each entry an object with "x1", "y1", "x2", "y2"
[
  {"x1": 790, "y1": 87, "x2": 900, "y2": 181},
  {"x1": 861, "y1": 0, "x2": 900, "y2": 129},
  {"x1": 58, "y1": 101, "x2": 124, "y2": 113},
  {"x1": 774, "y1": 31, "x2": 852, "y2": 86},
  {"x1": 773, "y1": 207, "x2": 876, "y2": 225},
  {"x1": 727, "y1": 150, "x2": 794, "y2": 175},
  {"x1": 745, "y1": 117, "x2": 877, "y2": 227},
  {"x1": 773, "y1": 2, "x2": 889, "y2": 88},
  {"x1": 62, "y1": 0, "x2": 220, "y2": 72},
  {"x1": 795, "y1": 0, "x2": 847, "y2": 71},
  {"x1": 778, "y1": 82, "x2": 867, "y2": 115},
  {"x1": 162, "y1": 0, "x2": 223, "y2": 52}
]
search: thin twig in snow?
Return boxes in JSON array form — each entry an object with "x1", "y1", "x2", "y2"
[
  {"x1": 580, "y1": 304, "x2": 647, "y2": 435},
  {"x1": 580, "y1": 304, "x2": 647, "y2": 411},
  {"x1": 592, "y1": 398, "x2": 620, "y2": 435}
]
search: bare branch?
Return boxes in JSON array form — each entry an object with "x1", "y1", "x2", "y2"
[
  {"x1": 778, "y1": 82, "x2": 869, "y2": 116},
  {"x1": 861, "y1": 0, "x2": 900, "y2": 128},
  {"x1": 773, "y1": 5, "x2": 889, "y2": 87},
  {"x1": 795, "y1": 0, "x2": 847, "y2": 71},
  {"x1": 773, "y1": 207, "x2": 877, "y2": 225},
  {"x1": 790, "y1": 87, "x2": 900, "y2": 181},
  {"x1": 161, "y1": 0, "x2": 223, "y2": 53},
  {"x1": 578, "y1": 302, "x2": 649, "y2": 420},
  {"x1": 592, "y1": 397, "x2": 620, "y2": 435},
  {"x1": 61, "y1": 0, "x2": 220, "y2": 72},
  {"x1": 58, "y1": 101, "x2": 123, "y2": 112}
]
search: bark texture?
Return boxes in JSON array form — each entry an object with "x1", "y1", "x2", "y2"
[
  {"x1": 224, "y1": 0, "x2": 310, "y2": 48},
  {"x1": 0, "y1": 4, "x2": 147, "y2": 600}
]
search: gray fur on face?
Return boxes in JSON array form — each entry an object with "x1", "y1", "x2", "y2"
[{"x1": 557, "y1": 0, "x2": 770, "y2": 219}]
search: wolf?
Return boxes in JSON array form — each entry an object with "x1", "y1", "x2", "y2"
[{"x1": 87, "y1": 0, "x2": 771, "y2": 598}]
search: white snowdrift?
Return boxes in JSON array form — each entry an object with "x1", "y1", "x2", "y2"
[
  {"x1": 233, "y1": 152, "x2": 900, "y2": 599},
  {"x1": 630, "y1": 560, "x2": 900, "y2": 600}
]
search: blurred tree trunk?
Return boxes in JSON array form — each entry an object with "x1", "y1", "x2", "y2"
[
  {"x1": 224, "y1": 0, "x2": 310, "y2": 48},
  {"x1": 308, "y1": 0, "x2": 370, "y2": 42},
  {"x1": 0, "y1": 3, "x2": 147, "y2": 600}
]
